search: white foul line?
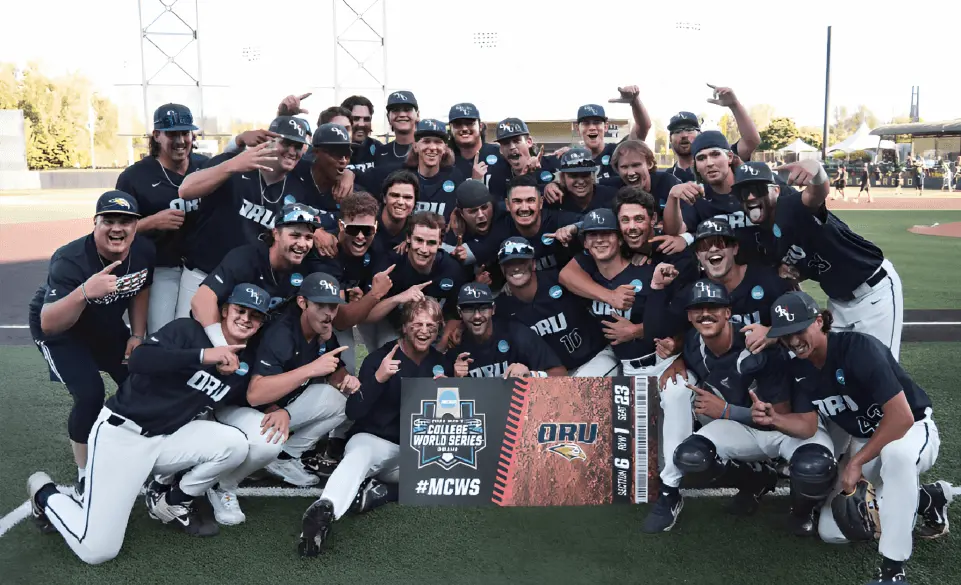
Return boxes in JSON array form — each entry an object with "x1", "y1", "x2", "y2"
[{"x1": 0, "y1": 501, "x2": 32, "y2": 538}]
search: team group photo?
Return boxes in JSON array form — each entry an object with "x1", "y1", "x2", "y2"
[{"x1": 1, "y1": 2, "x2": 960, "y2": 584}]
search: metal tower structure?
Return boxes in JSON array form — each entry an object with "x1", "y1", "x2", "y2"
[
  {"x1": 910, "y1": 86, "x2": 920, "y2": 122},
  {"x1": 332, "y1": 0, "x2": 389, "y2": 130}
]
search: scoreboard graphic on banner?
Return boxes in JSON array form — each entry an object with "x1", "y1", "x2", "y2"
[{"x1": 400, "y1": 376, "x2": 661, "y2": 507}]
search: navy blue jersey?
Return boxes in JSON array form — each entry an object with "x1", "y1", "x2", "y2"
[
  {"x1": 670, "y1": 163, "x2": 696, "y2": 184},
  {"x1": 789, "y1": 332, "x2": 932, "y2": 438},
  {"x1": 115, "y1": 153, "x2": 207, "y2": 267},
  {"x1": 412, "y1": 167, "x2": 468, "y2": 223},
  {"x1": 251, "y1": 306, "x2": 345, "y2": 408},
  {"x1": 350, "y1": 341, "x2": 452, "y2": 443},
  {"x1": 456, "y1": 319, "x2": 563, "y2": 377},
  {"x1": 182, "y1": 152, "x2": 325, "y2": 274},
  {"x1": 686, "y1": 184, "x2": 767, "y2": 263},
  {"x1": 495, "y1": 271, "x2": 606, "y2": 371},
  {"x1": 593, "y1": 143, "x2": 618, "y2": 181},
  {"x1": 472, "y1": 208, "x2": 584, "y2": 272},
  {"x1": 453, "y1": 143, "x2": 501, "y2": 185},
  {"x1": 672, "y1": 263, "x2": 792, "y2": 328},
  {"x1": 348, "y1": 136, "x2": 382, "y2": 192},
  {"x1": 600, "y1": 170, "x2": 681, "y2": 213},
  {"x1": 487, "y1": 164, "x2": 555, "y2": 201},
  {"x1": 30, "y1": 234, "x2": 156, "y2": 342},
  {"x1": 769, "y1": 192, "x2": 884, "y2": 300},
  {"x1": 683, "y1": 327, "x2": 790, "y2": 408},
  {"x1": 372, "y1": 215, "x2": 408, "y2": 258},
  {"x1": 288, "y1": 159, "x2": 344, "y2": 216},
  {"x1": 549, "y1": 183, "x2": 618, "y2": 214},
  {"x1": 107, "y1": 318, "x2": 257, "y2": 435},
  {"x1": 372, "y1": 248, "x2": 466, "y2": 326}
]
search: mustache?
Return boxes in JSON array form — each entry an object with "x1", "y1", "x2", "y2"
[{"x1": 696, "y1": 315, "x2": 718, "y2": 324}]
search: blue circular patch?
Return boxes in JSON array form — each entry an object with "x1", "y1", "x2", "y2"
[
  {"x1": 283, "y1": 194, "x2": 296, "y2": 205},
  {"x1": 440, "y1": 278, "x2": 454, "y2": 291},
  {"x1": 630, "y1": 278, "x2": 644, "y2": 292},
  {"x1": 432, "y1": 364, "x2": 445, "y2": 377},
  {"x1": 486, "y1": 154, "x2": 498, "y2": 165},
  {"x1": 540, "y1": 170, "x2": 553, "y2": 183},
  {"x1": 443, "y1": 180, "x2": 456, "y2": 193},
  {"x1": 363, "y1": 252, "x2": 371, "y2": 266},
  {"x1": 498, "y1": 340, "x2": 510, "y2": 353},
  {"x1": 290, "y1": 273, "x2": 304, "y2": 286},
  {"x1": 268, "y1": 297, "x2": 283, "y2": 309},
  {"x1": 541, "y1": 234, "x2": 555, "y2": 245},
  {"x1": 370, "y1": 144, "x2": 376, "y2": 155},
  {"x1": 318, "y1": 344, "x2": 327, "y2": 355},
  {"x1": 601, "y1": 155, "x2": 611, "y2": 166},
  {"x1": 236, "y1": 362, "x2": 249, "y2": 376},
  {"x1": 438, "y1": 389, "x2": 458, "y2": 408},
  {"x1": 751, "y1": 285, "x2": 764, "y2": 300},
  {"x1": 836, "y1": 369, "x2": 846, "y2": 385},
  {"x1": 773, "y1": 224, "x2": 782, "y2": 238},
  {"x1": 549, "y1": 285, "x2": 563, "y2": 299}
]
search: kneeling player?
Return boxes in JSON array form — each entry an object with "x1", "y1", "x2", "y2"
[
  {"x1": 764, "y1": 291, "x2": 951, "y2": 585},
  {"x1": 298, "y1": 298, "x2": 453, "y2": 557},
  {"x1": 28, "y1": 284, "x2": 269, "y2": 564},
  {"x1": 642, "y1": 280, "x2": 831, "y2": 533}
]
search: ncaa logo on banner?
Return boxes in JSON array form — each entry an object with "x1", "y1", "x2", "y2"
[{"x1": 410, "y1": 386, "x2": 487, "y2": 470}]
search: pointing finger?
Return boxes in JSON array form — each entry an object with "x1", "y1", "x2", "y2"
[
  {"x1": 749, "y1": 389, "x2": 761, "y2": 404},
  {"x1": 328, "y1": 346, "x2": 349, "y2": 357},
  {"x1": 457, "y1": 352, "x2": 471, "y2": 361},
  {"x1": 473, "y1": 151, "x2": 480, "y2": 166},
  {"x1": 706, "y1": 83, "x2": 717, "y2": 90},
  {"x1": 297, "y1": 92, "x2": 312, "y2": 100},
  {"x1": 99, "y1": 260, "x2": 123, "y2": 274},
  {"x1": 417, "y1": 280, "x2": 433, "y2": 289},
  {"x1": 387, "y1": 343, "x2": 400, "y2": 359},
  {"x1": 382, "y1": 263, "x2": 396, "y2": 275}
]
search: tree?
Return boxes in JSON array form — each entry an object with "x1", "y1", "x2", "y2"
[
  {"x1": 717, "y1": 113, "x2": 741, "y2": 145},
  {"x1": 651, "y1": 118, "x2": 669, "y2": 154},
  {"x1": 829, "y1": 104, "x2": 879, "y2": 147},
  {"x1": 797, "y1": 126, "x2": 823, "y2": 151},
  {"x1": 748, "y1": 104, "x2": 776, "y2": 131},
  {"x1": 758, "y1": 117, "x2": 798, "y2": 151}
]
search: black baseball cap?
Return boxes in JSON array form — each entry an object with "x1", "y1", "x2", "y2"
[
  {"x1": 153, "y1": 103, "x2": 199, "y2": 132},
  {"x1": 274, "y1": 203, "x2": 321, "y2": 229},
  {"x1": 226, "y1": 283, "x2": 271, "y2": 315},
  {"x1": 732, "y1": 162, "x2": 776, "y2": 187},
  {"x1": 449, "y1": 103, "x2": 480, "y2": 122},
  {"x1": 497, "y1": 237, "x2": 535, "y2": 264},
  {"x1": 299, "y1": 272, "x2": 345, "y2": 304},
  {"x1": 495, "y1": 118, "x2": 530, "y2": 142},
  {"x1": 558, "y1": 147, "x2": 600, "y2": 174},
  {"x1": 269, "y1": 116, "x2": 311, "y2": 145},
  {"x1": 312, "y1": 123, "x2": 352, "y2": 148},
  {"x1": 386, "y1": 90, "x2": 418, "y2": 110},
  {"x1": 767, "y1": 291, "x2": 821, "y2": 338},
  {"x1": 457, "y1": 282, "x2": 494, "y2": 306},
  {"x1": 693, "y1": 218, "x2": 736, "y2": 244},
  {"x1": 455, "y1": 180, "x2": 493, "y2": 209},
  {"x1": 95, "y1": 191, "x2": 140, "y2": 217},
  {"x1": 577, "y1": 104, "x2": 607, "y2": 122},
  {"x1": 685, "y1": 279, "x2": 731, "y2": 309},
  {"x1": 415, "y1": 119, "x2": 447, "y2": 141},
  {"x1": 668, "y1": 111, "x2": 701, "y2": 133},
  {"x1": 581, "y1": 208, "x2": 617, "y2": 233},
  {"x1": 691, "y1": 130, "x2": 731, "y2": 157}
]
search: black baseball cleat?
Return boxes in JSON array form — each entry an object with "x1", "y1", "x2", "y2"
[
  {"x1": 72, "y1": 477, "x2": 85, "y2": 504},
  {"x1": 302, "y1": 452, "x2": 339, "y2": 477},
  {"x1": 917, "y1": 480, "x2": 952, "y2": 540},
  {"x1": 728, "y1": 462, "x2": 778, "y2": 516},
  {"x1": 349, "y1": 479, "x2": 392, "y2": 515},
  {"x1": 299, "y1": 499, "x2": 335, "y2": 557},
  {"x1": 788, "y1": 505, "x2": 818, "y2": 537},
  {"x1": 145, "y1": 490, "x2": 218, "y2": 537},
  {"x1": 28, "y1": 472, "x2": 57, "y2": 534},
  {"x1": 641, "y1": 489, "x2": 683, "y2": 533},
  {"x1": 865, "y1": 565, "x2": 909, "y2": 584}
]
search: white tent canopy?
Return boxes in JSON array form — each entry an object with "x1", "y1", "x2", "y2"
[
  {"x1": 778, "y1": 138, "x2": 818, "y2": 154},
  {"x1": 827, "y1": 122, "x2": 897, "y2": 153}
]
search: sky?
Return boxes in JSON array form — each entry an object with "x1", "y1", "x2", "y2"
[{"x1": 3, "y1": 0, "x2": 959, "y2": 138}]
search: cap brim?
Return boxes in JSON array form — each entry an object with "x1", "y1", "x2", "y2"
[
  {"x1": 450, "y1": 116, "x2": 479, "y2": 122},
  {"x1": 558, "y1": 166, "x2": 600, "y2": 174},
  {"x1": 228, "y1": 299, "x2": 269, "y2": 315},
  {"x1": 669, "y1": 124, "x2": 700, "y2": 133},
  {"x1": 685, "y1": 299, "x2": 730, "y2": 310},
  {"x1": 733, "y1": 176, "x2": 775, "y2": 188},
  {"x1": 159, "y1": 124, "x2": 199, "y2": 132},
  {"x1": 387, "y1": 103, "x2": 418, "y2": 111},
  {"x1": 280, "y1": 134, "x2": 310, "y2": 145},
  {"x1": 96, "y1": 210, "x2": 141, "y2": 218},
  {"x1": 302, "y1": 294, "x2": 346, "y2": 305},
  {"x1": 497, "y1": 253, "x2": 535, "y2": 264},
  {"x1": 415, "y1": 131, "x2": 448, "y2": 141},
  {"x1": 458, "y1": 299, "x2": 494, "y2": 306},
  {"x1": 496, "y1": 132, "x2": 526, "y2": 142},
  {"x1": 767, "y1": 317, "x2": 816, "y2": 339},
  {"x1": 577, "y1": 117, "x2": 608, "y2": 123}
]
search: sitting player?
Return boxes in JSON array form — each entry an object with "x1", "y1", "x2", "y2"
[
  {"x1": 298, "y1": 298, "x2": 453, "y2": 557},
  {"x1": 28, "y1": 284, "x2": 269, "y2": 563}
]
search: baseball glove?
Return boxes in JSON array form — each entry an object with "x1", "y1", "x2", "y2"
[{"x1": 831, "y1": 478, "x2": 881, "y2": 541}]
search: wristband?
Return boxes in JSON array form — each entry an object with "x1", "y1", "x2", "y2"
[
  {"x1": 810, "y1": 165, "x2": 829, "y2": 186},
  {"x1": 204, "y1": 323, "x2": 229, "y2": 347},
  {"x1": 131, "y1": 334, "x2": 145, "y2": 341},
  {"x1": 681, "y1": 232, "x2": 694, "y2": 246},
  {"x1": 80, "y1": 283, "x2": 91, "y2": 304},
  {"x1": 721, "y1": 403, "x2": 730, "y2": 419},
  {"x1": 199, "y1": 349, "x2": 205, "y2": 364}
]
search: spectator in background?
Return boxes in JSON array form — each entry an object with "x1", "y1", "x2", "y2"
[
  {"x1": 913, "y1": 155, "x2": 925, "y2": 195},
  {"x1": 856, "y1": 161, "x2": 874, "y2": 204},
  {"x1": 941, "y1": 158, "x2": 953, "y2": 192},
  {"x1": 831, "y1": 163, "x2": 847, "y2": 201}
]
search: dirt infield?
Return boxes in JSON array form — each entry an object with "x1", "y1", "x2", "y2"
[
  {"x1": 908, "y1": 222, "x2": 961, "y2": 238},
  {"x1": 0, "y1": 218, "x2": 91, "y2": 262},
  {"x1": 827, "y1": 197, "x2": 961, "y2": 211}
]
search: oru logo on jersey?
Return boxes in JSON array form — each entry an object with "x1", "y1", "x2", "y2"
[
  {"x1": 185, "y1": 370, "x2": 233, "y2": 402},
  {"x1": 410, "y1": 386, "x2": 486, "y2": 470}
]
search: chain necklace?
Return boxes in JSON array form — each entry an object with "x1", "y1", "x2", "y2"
[
  {"x1": 157, "y1": 157, "x2": 185, "y2": 188},
  {"x1": 258, "y1": 170, "x2": 287, "y2": 205},
  {"x1": 98, "y1": 249, "x2": 131, "y2": 275},
  {"x1": 392, "y1": 141, "x2": 411, "y2": 159}
]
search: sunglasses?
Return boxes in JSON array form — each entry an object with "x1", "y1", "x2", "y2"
[
  {"x1": 155, "y1": 111, "x2": 193, "y2": 129},
  {"x1": 283, "y1": 209, "x2": 317, "y2": 224},
  {"x1": 459, "y1": 304, "x2": 493, "y2": 316},
  {"x1": 732, "y1": 183, "x2": 771, "y2": 202},
  {"x1": 339, "y1": 221, "x2": 375, "y2": 237},
  {"x1": 319, "y1": 146, "x2": 352, "y2": 159}
]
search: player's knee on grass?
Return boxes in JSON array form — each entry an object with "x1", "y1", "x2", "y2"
[{"x1": 674, "y1": 434, "x2": 725, "y2": 480}]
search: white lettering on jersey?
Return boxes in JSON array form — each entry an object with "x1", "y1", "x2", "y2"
[
  {"x1": 591, "y1": 301, "x2": 632, "y2": 321},
  {"x1": 415, "y1": 201, "x2": 447, "y2": 217},
  {"x1": 92, "y1": 269, "x2": 149, "y2": 305},
  {"x1": 170, "y1": 198, "x2": 199, "y2": 213},
  {"x1": 713, "y1": 210, "x2": 753, "y2": 229},
  {"x1": 856, "y1": 403, "x2": 884, "y2": 436},
  {"x1": 535, "y1": 255, "x2": 557, "y2": 271},
  {"x1": 185, "y1": 370, "x2": 232, "y2": 402},
  {"x1": 239, "y1": 199, "x2": 276, "y2": 229},
  {"x1": 531, "y1": 313, "x2": 568, "y2": 336},
  {"x1": 470, "y1": 361, "x2": 509, "y2": 377},
  {"x1": 729, "y1": 311, "x2": 761, "y2": 326},
  {"x1": 812, "y1": 394, "x2": 860, "y2": 417}
]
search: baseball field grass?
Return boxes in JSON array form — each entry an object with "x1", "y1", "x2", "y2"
[{"x1": 1, "y1": 342, "x2": 960, "y2": 585}]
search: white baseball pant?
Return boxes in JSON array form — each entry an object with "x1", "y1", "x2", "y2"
[
  {"x1": 696, "y1": 418, "x2": 834, "y2": 462},
  {"x1": 43, "y1": 406, "x2": 248, "y2": 565},
  {"x1": 828, "y1": 259, "x2": 903, "y2": 361},
  {"x1": 817, "y1": 410, "x2": 940, "y2": 561},
  {"x1": 176, "y1": 267, "x2": 207, "y2": 319},
  {"x1": 318, "y1": 432, "x2": 399, "y2": 519},
  {"x1": 572, "y1": 345, "x2": 621, "y2": 377},
  {"x1": 214, "y1": 383, "x2": 348, "y2": 488},
  {"x1": 333, "y1": 327, "x2": 357, "y2": 375},
  {"x1": 147, "y1": 266, "x2": 183, "y2": 335}
]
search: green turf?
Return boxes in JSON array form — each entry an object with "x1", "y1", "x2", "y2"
[
  {"x1": 801, "y1": 210, "x2": 961, "y2": 310},
  {"x1": 2, "y1": 343, "x2": 959, "y2": 585}
]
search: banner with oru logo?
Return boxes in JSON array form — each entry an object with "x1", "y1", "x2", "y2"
[{"x1": 399, "y1": 377, "x2": 661, "y2": 506}]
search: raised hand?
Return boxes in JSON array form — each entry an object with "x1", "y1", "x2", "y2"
[
  {"x1": 375, "y1": 343, "x2": 402, "y2": 383},
  {"x1": 454, "y1": 352, "x2": 473, "y2": 377},
  {"x1": 399, "y1": 281, "x2": 432, "y2": 304},
  {"x1": 369, "y1": 264, "x2": 395, "y2": 300},
  {"x1": 228, "y1": 141, "x2": 278, "y2": 173},
  {"x1": 308, "y1": 346, "x2": 349, "y2": 378},
  {"x1": 776, "y1": 160, "x2": 826, "y2": 187},
  {"x1": 607, "y1": 284, "x2": 636, "y2": 312},
  {"x1": 669, "y1": 182, "x2": 705, "y2": 205},
  {"x1": 609, "y1": 85, "x2": 640, "y2": 104},
  {"x1": 237, "y1": 129, "x2": 282, "y2": 148},
  {"x1": 472, "y1": 151, "x2": 488, "y2": 180},
  {"x1": 749, "y1": 389, "x2": 776, "y2": 427},
  {"x1": 650, "y1": 263, "x2": 680, "y2": 290},
  {"x1": 706, "y1": 84, "x2": 738, "y2": 108},
  {"x1": 83, "y1": 260, "x2": 123, "y2": 299},
  {"x1": 278, "y1": 92, "x2": 312, "y2": 116}
]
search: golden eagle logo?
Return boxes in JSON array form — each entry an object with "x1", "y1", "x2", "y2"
[
  {"x1": 547, "y1": 443, "x2": 587, "y2": 462},
  {"x1": 109, "y1": 198, "x2": 131, "y2": 209}
]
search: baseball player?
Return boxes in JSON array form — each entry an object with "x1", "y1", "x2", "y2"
[
  {"x1": 494, "y1": 237, "x2": 613, "y2": 376},
  {"x1": 448, "y1": 102, "x2": 500, "y2": 184},
  {"x1": 443, "y1": 180, "x2": 508, "y2": 269},
  {"x1": 300, "y1": 122, "x2": 358, "y2": 215},
  {"x1": 732, "y1": 160, "x2": 904, "y2": 360},
  {"x1": 608, "y1": 139, "x2": 681, "y2": 208},
  {"x1": 762, "y1": 291, "x2": 946, "y2": 585},
  {"x1": 340, "y1": 95, "x2": 381, "y2": 187},
  {"x1": 177, "y1": 116, "x2": 316, "y2": 314},
  {"x1": 405, "y1": 119, "x2": 468, "y2": 223},
  {"x1": 190, "y1": 203, "x2": 325, "y2": 346},
  {"x1": 299, "y1": 298, "x2": 453, "y2": 557},
  {"x1": 116, "y1": 103, "x2": 204, "y2": 334},
  {"x1": 366, "y1": 212, "x2": 466, "y2": 349},
  {"x1": 486, "y1": 118, "x2": 554, "y2": 201},
  {"x1": 545, "y1": 147, "x2": 618, "y2": 213},
  {"x1": 667, "y1": 85, "x2": 761, "y2": 183},
  {"x1": 28, "y1": 191, "x2": 154, "y2": 499},
  {"x1": 373, "y1": 170, "x2": 418, "y2": 254},
  {"x1": 372, "y1": 90, "x2": 420, "y2": 181},
  {"x1": 641, "y1": 280, "x2": 833, "y2": 533},
  {"x1": 452, "y1": 282, "x2": 566, "y2": 378},
  {"x1": 205, "y1": 273, "x2": 360, "y2": 524},
  {"x1": 28, "y1": 283, "x2": 269, "y2": 563}
]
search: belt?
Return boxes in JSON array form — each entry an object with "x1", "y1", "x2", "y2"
[
  {"x1": 837, "y1": 266, "x2": 887, "y2": 302},
  {"x1": 625, "y1": 353, "x2": 657, "y2": 370},
  {"x1": 105, "y1": 410, "x2": 157, "y2": 437}
]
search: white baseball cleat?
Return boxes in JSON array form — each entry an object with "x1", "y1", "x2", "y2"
[
  {"x1": 207, "y1": 487, "x2": 246, "y2": 526},
  {"x1": 266, "y1": 458, "x2": 320, "y2": 487}
]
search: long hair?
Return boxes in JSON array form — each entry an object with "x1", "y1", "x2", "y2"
[
  {"x1": 405, "y1": 140, "x2": 455, "y2": 169},
  {"x1": 611, "y1": 139, "x2": 658, "y2": 174},
  {"x1": 693, "y1": 150, "x2": 744, "y2": 184}
]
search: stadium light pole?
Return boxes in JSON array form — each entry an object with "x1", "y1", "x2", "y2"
[{"x1": 821, "y1": 25, "x2": 832, "y2": 161}]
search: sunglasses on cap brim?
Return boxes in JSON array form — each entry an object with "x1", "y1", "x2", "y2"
[{"x1": 732, "y1": 182, "x2": 773, "y2": 202}]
